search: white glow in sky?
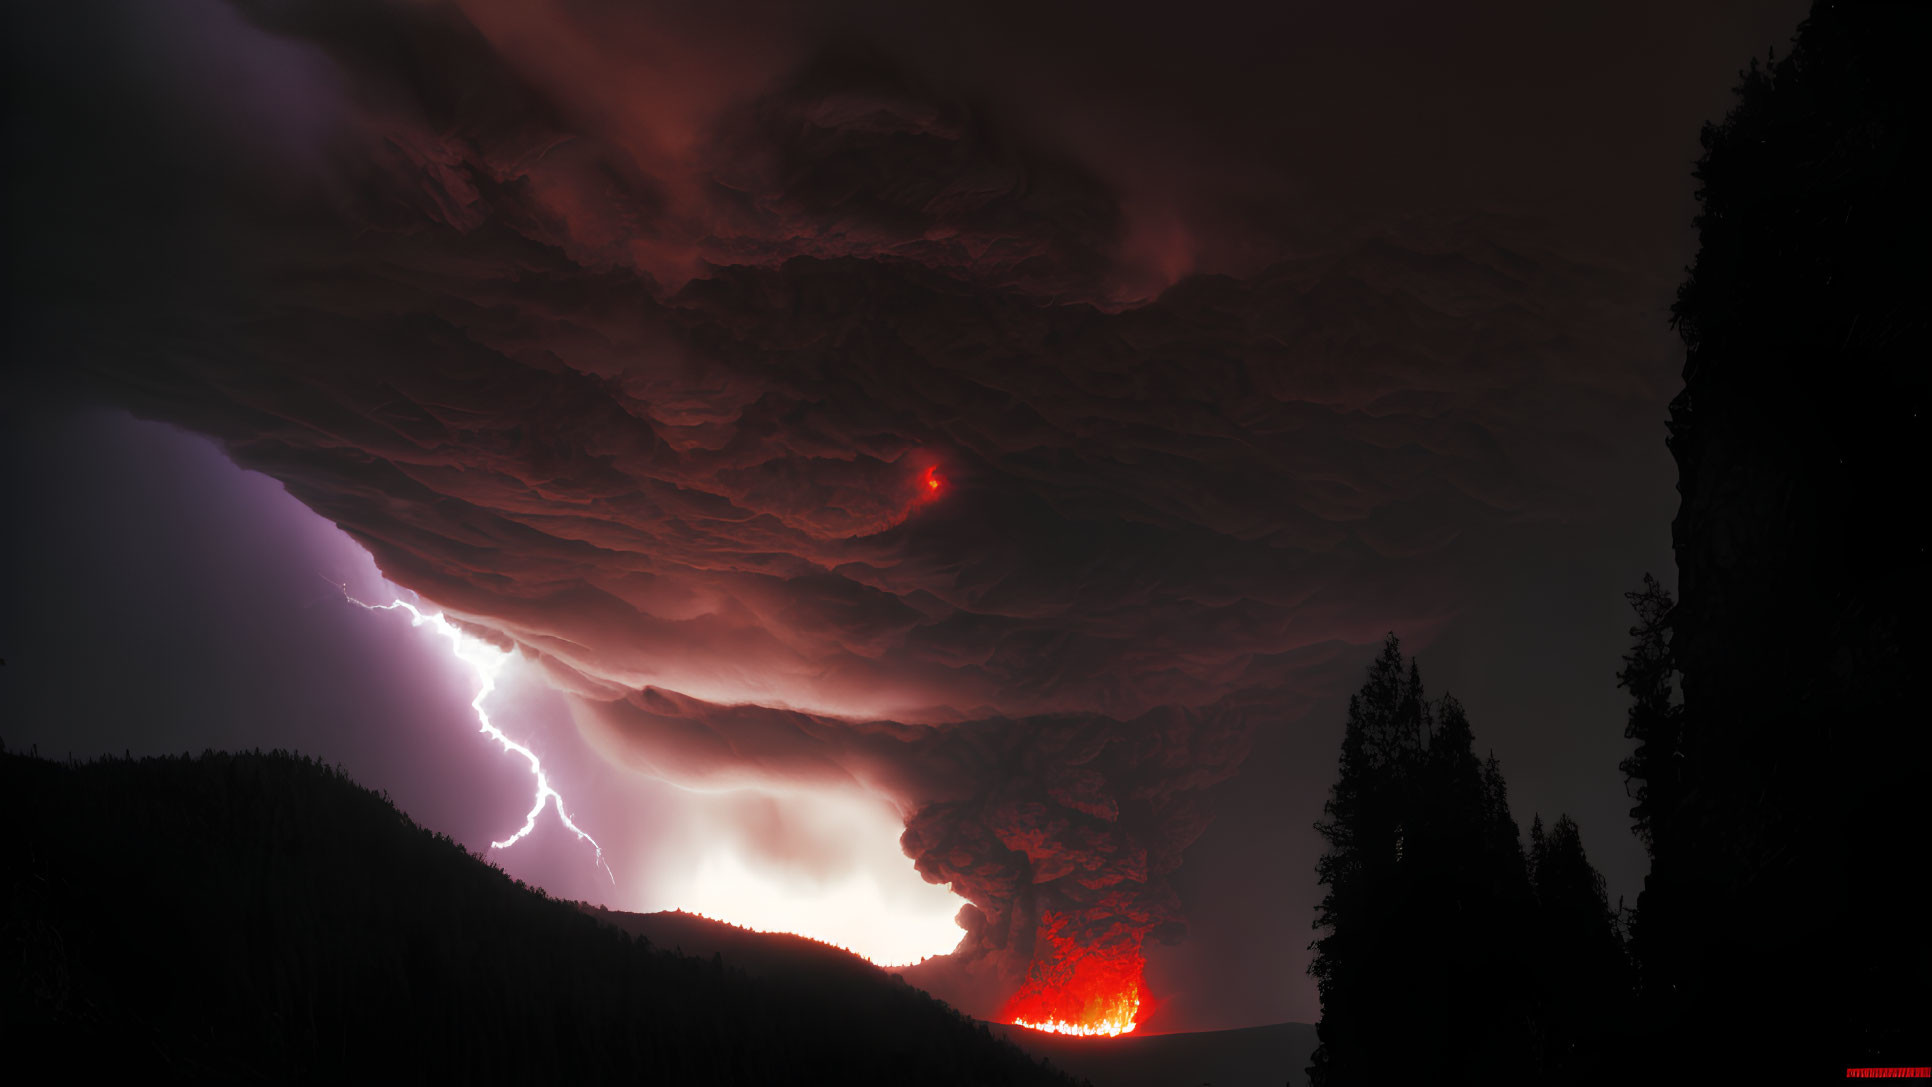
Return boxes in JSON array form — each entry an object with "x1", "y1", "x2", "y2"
[
  {"x1": 346, "y1": 592, "x2": 614, "y2": 884},
  {"x1": 640, "y1": 787, "x2": 968, "y2": 968},
  {"x1": 348, "y1": 587, "x2": 965, "y2": 966}
]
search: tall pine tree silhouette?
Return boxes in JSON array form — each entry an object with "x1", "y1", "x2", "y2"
[
  {"x1": 1527, "y1": 814, "x2": 1631, "y2": 1085},
  {"x1": 1309, "y1": 637, "x2": 1534, "y2": 1086},
  {"x1": 1656, "y1": 0, "x2": 1929, "y2": 1074},
  {"x1": 1309, "y1": 637, "x2": 1421, "y2": 1087},
  {"x1": 1616, "y1": 574, "x2": 1680, "y2": 852},
  {"x1": 1418, "y1": 698, "x2": 1536, "y2": 1084},
  {"x1": 1614, "y1": 574, "x2": 1685, "y2": 1016}
]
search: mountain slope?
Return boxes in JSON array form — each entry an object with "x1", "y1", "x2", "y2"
[
  {"x1": 596, "y1": 909, "x2": 1316, "y2": 1087},
  {"x1": 2, "y1": 748, "x2": 1075, "y2": 1085},
  {"x1": 995, "y1": 1022, "x2": 1316, "y2": 1087}
]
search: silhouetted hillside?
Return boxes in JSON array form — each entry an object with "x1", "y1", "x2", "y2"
[
  {"x1": 586, "y1": 906, "x2": 893, "y2": 987},
  {"x1": 585, "y1": 909, "x2": 1319, "y2": 1087},
  {"x1": 993, "y1": 1022, "x2": 1318, "y2": 1087},
  {"x1": 1, "y1": 747, "x2": 1079, "y2": 1085}
]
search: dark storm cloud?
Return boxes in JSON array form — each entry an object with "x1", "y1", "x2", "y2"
[
  {"x1": 573, "y1": 688, "x2": 1259, "y2": 961},
  {"x1": 7, "y1": 0, "x2": 1699, "y2": 974}
]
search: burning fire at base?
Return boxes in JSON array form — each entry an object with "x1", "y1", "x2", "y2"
[
  {"x1": 1011, "y1": 995, "x2": 1142, "y2": 1037},
  {"x1": 1002, "y1": 913, "x2": 1149, "y2": 1038}
]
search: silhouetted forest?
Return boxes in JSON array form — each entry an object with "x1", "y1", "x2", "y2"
[
  {"x1": 1, "y1": 746, "x2": 1081, "y2": 1085},
  {"x1": 1646, "y1": 0, "x2": 1928, "y2": 1075},
  {"x1": 1306, "y1": 638, "x2": 1628, "y2": 1087},
  {"x1": 1307, "y1": 2, "x2": 1928, "y2": 1082}
]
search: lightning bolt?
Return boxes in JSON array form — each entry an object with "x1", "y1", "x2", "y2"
[{"x1": 338, "y1": 584, "x2": 614, "y2": 884}]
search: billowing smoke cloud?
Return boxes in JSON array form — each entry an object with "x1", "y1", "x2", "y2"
[{"x1": 7, "y1": 0, "x2": 1677, "y2": 990}]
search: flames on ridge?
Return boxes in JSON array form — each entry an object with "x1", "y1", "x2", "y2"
[
  {"x1": 1011, "y1": 998, "x2": 1142, "y2": 1038},
  {"x1": 1002, "y1": 913, "x2": 1149, "y2": 1037}
]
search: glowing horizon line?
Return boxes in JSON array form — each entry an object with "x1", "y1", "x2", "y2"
[
  {"x1": 339, "y1": 585, "x2": 614, "y2": 884},
  {"x1": 1011, "y1": 1015, "x2": 1139, "y2": 1037},
  {"x1": 662, "y1": 902, "x2": 961, "y2": 969}
]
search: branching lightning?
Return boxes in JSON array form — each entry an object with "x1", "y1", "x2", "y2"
[{"x1": 338, "y1": 585, "x2": 614, "y2": 884}]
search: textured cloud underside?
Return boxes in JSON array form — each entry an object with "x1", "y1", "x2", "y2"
[{"x1": 15, "y1": 0, "x2": 1670, "y2": 967}]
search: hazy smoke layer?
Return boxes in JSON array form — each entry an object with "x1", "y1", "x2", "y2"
[{"x1": 9, "y1": 0, "x2": 1677, "y2": 973}]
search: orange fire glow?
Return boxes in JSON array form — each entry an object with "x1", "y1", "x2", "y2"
[
  {"x1": 921, "y1": 464, "x2": 944, "y2": 496},
  {"x1": 1002, "y1": 913, "x2": 1148, "y2": 1038}
]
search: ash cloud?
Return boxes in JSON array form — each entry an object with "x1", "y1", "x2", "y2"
[{"x1": 8, "y1": 0, "x2": 1685, "y2": 981}]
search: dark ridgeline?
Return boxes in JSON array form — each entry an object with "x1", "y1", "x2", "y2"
[
  {"x1": 1637, "y1": 0, "x2": 1930, "y2": 1075},
  {"x1": 1, "y1": 747, "x2": 1081, "y2": 1086}
]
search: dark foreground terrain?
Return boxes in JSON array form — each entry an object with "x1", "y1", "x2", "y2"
[
  {"x1": 991, "y1": 1022, "x2": 1317, "y2": 1087},
  {"x1": 602, "y1": 908, "x2": 1318, "y2": 1087},
  {"x1": 2, "y1": 747, "x2": 1076, "y2": 1085}
]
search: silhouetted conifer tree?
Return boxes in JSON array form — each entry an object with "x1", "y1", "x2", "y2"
[
  {"x1": 1480, "y1": 753, "x2": 1522, "y2": 868},
  {"x1": 1656, "y1": 0, "x2": 1930, "y2": 1073},
  {"x1": 1418, "y1": 699, "x2": 1536, "y2": 1085},
  {"x1": 1308, "y1": 637, "x2": 1417, "y2": 1087},
  {"x1": 1309, "y1": 637, "x2": 1534, "y2": 1087},
  {"x1": 1616, "y1": 574, "x2": 1679, "y2": 850},
  {"x1": 1614, "y1": 574, "x2": 1686, "y2": 1011},
  {"x1": 1526, "y1": 814, "x2": 1631, "y2": 1085}
]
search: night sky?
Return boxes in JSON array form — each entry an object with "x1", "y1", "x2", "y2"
[{"x1": 4, "y1": 0, "x2": 1804, "y2": 1033}]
